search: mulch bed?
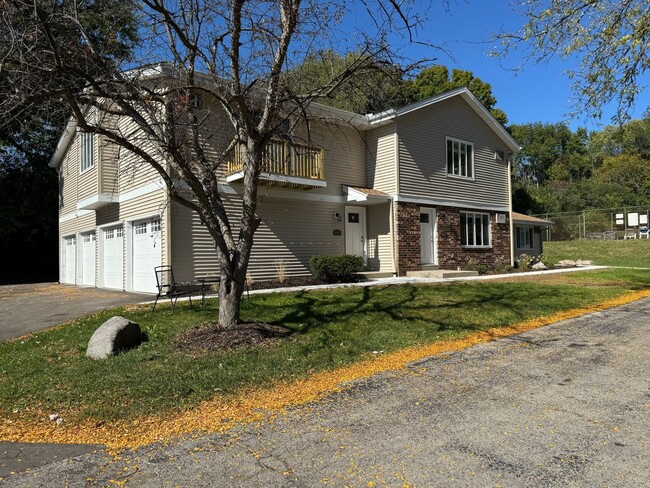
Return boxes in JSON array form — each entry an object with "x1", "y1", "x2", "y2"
[
  {"x1": 247, "y1": 276, "x2": 327, "y2": 290},
  {"x1": 174, "y1": 322, "x2": 292, "y2": 354}
]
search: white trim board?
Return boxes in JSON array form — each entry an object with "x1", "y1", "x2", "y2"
[{"x1": 394, "y1": 195, "x2": 509, "y2": 213}]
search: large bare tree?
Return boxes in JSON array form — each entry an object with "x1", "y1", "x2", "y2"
[{"x1": 0, "y1": 0, "x2": 428, "y2": 327}]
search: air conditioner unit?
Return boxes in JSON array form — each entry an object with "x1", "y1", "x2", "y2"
[{"x1": 496, "y1": 213, "x2": 506, "y2": 224}]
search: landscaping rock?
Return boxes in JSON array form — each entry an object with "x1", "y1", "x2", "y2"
[
  {"x1": 555, "y1": 260, "x2": 577, "y2": 268},
  {"x1": 576, "y1": 260, "x2": 595, "y2": 266},
  {"x1": 532, "y1": 262, "x2": 548, "y2": 270},
  {"x1": 86, "y1": 316, "x2": 144, "y2": 360}
]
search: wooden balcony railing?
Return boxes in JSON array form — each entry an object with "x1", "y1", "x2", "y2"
[{"x1": 227, "y1": 140, "x2": 324, "y2": 181}]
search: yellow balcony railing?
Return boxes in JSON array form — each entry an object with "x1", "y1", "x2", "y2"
[{"x1": 227, "y1": 140, "x2": 324, "y2": 181}]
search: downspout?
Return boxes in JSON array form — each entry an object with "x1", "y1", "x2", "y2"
[
  {"x1": 507, "y1": 155, "x2": 515, "y2": 267},
  {"x1": 392, "y1": 130, "x2": 400, "y2": 276}
]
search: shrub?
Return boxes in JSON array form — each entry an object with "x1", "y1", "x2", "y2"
[{"x1": 310, "y1": 254, "x2": 364, "y2": 283}]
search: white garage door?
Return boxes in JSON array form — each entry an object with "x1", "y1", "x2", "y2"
[
  {"x1": 81, "y1": 232, "x2": 96, "y2": 286},
  {"x1": 103, "y1": 226, "x2": 124, "y2": 290},
  {"x1": 62, "y1": 236, "x2": 76, "y2": 284},
  {"x1": 132, "y1": 219, "x2": 161, "y2": 293}
]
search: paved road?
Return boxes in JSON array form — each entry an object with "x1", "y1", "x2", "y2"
[
  {"x1": 2, "y1": 298, "x2": 649, "y2": 487},
  {"x1": 0, "y1": 283, "x2": 150, "y2": 341}
]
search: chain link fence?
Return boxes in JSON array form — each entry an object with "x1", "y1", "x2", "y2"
[{"x1": 533, "y1": 206, "x2": 650, "y2": 241}]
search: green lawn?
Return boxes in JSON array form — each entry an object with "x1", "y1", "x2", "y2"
[
  {"x1": 1, "y1": 268, "x2": 647, "y2": 424},
  {"x1": 544, "y1": 239, "x2": 650, "y2": 267}
]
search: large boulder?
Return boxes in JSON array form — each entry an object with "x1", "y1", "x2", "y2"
[
  {"x1": 86, "y1": 316, "x2": 144, "y2": 360},
  {"x1": 532, "y1": 261, "x2": 548, "y2": 270}
]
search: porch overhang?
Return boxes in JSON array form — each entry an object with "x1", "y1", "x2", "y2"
[
  {"x1": 343, "y1": 186, "x2": 391, "y2": 205},
  {"x1": 77, "y1": 193, "x2": 118, "y2": 210},
  {"x1": 226, "y1": 171, "x2": 327, "y2": 188}
]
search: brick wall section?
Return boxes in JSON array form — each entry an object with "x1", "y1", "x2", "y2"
[
  {"x1": 436, "y1": 206, "x2": 511, "y2": 269},
  {"x1": 395, "y1": 202, "x2": 421, "y2": 275}
]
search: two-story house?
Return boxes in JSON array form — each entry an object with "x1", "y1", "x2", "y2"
[{"x1": 49, "y1": 86, "x2": 520, "y2": 293}]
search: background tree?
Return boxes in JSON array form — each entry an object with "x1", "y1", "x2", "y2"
[
  {"x1": 406, "y1": 65, "x2": 508, "y2": 124},
  {"x1": 1, "y1": 0, "x2": 427, "y2": 327},
  {"x1": 495, "y1": 0, "x2": 650, "y2": 123}
]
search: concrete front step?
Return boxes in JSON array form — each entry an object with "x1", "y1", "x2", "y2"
[
  {"x1": 406, "y1": 269, "x2": 479, "y2": 279},
  {"x1": 357, "y1": 271, "x2": 395, "y2": 280}
]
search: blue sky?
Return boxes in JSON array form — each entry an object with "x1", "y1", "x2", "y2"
[{"x1": 358, "y1": 1, "x2": 650, "y2": 132}]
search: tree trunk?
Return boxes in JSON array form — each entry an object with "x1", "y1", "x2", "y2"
[{"x1": 218, "y1": 273, "x2": 245, "y2": 328}]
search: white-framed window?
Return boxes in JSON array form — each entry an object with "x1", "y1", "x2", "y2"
[
  {"x1": 134, "y1": 222, "x2": 147, "y2": 235},
  {"x1": 461, "y1": 212, "x2": 490, "y2": 247},
  {"x1": 116, "y1": 227, "x2": 124, "y2": 238},
  {"x1": 80, "y1": 132, "x2": 95, "y2": 172},
  {"x1": 151, "y1": 219, "x2": 161, "y2": 232},
  {"x1": 446, "y1": 137, "x2": 474, "y2": 178},
  {"x1": 516, "y1": 227, "x2": 534, "y2": 250},
  {"x1": 190, "y1": 93, "x2": 203, "y2": 109}
]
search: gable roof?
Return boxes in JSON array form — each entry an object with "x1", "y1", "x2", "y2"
[{"x1": 366, "y1": 87, "x2": 520, "y2": 153}]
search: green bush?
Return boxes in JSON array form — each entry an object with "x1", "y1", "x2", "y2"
[{"x1": 310, "y1": 254, "x2": 364, "y2": 283}]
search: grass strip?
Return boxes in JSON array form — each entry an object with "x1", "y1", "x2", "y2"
[{"x1": 1, "y1": 288, "x2": 648, "y2": 449}]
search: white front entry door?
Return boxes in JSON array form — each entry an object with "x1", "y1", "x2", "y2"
[
  {"x1": 420, "y1": 208, "x2": 437, "y2": 265},
  {"x1": 103, "y1": 226, "x2": 124, "y2": 290},
  {"x1": 132, "y1": 218, "x2": 161, "y2": 293},
  {"x1": 62, "y1": 236, "x2": 76, "y2": 284},
  {"x1": 345, "y1": 206, "x2": 366, "y2": 260},
  {"x1": 81, "y1": 232, "x2": 96, "y2": 286}
]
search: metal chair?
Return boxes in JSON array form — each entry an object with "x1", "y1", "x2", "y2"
[{"x1": 152, "y1": 265, "x2": 193, "y2": 311}]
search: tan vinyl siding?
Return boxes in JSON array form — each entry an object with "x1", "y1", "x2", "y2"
[
  {"x1": 119, "y1": 189, "x2": 167, "y2": 221},
  {"x1": 78, "y1": 160, "x2": 98, "y2": 201},
  {"x1": 100, "y1": 136, "x2": 120, "y2": 195},
  {"x1": 397, "y1": 96, "x2": 509, "y2": 207},
  {"x1": 171, "y1": 196, "x2": 346, "y2": 282},
  {"x1": 366, "y1": 126, "x2": 397, "y2": 193},
  {"x1": 366, "y1": 203, "x2": 394, "y2": 272},
  {"x1": 117, "y1": 117, "x2": 163, "y2": 194},
  {"x1": 59, "y1": 135, "x2": 79, "y2": 216}
]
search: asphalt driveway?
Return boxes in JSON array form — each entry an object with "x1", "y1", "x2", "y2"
[
  {"x1": 0, "y1": 283, "x2": 150, "y2": 341},
  {"x1": 2, "y1": 297, "x2": 648, "y2": 487}
]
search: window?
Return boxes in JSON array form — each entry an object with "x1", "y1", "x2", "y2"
[
  {"x1": 516, "y1": 227, "x2": 534, "y2": 250},
  {"x1": 151, "y1": 219, "x2": 161, "y2": 232},
  {"x1": 80, "y1": 132, "x2": 95, "y2": 172},
  {"x1": 190, "y1": 93, "x2": 203, "y2": 109},
  {"x1": 461, "y1": 212, "x2": 490, "y2": 247},
  {"x1": 135, "y1": 223, "x2": 147, "y2": 235},
  {"x1": 447, "y1": 137, "x2": 473, "y2": 178}
]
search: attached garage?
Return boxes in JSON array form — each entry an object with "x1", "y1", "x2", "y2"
[
  {"x1": 131, "y1": 218, "x2": 161, "y2": 293},
  {"x1": 102, "y1": 226, "x2": 124, "y2": 290},
  {"x1": 62, "y1": 235, "x2": 76, "y2": 284},
  {"x1": 81, "y1": 232, "x2": 96, "y2": 286}
]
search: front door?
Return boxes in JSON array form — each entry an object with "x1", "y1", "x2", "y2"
[
  {"x1": 420, "y1": 208, "x2": 437, "y2": 265},
  {"x1": 62, "y1": 235, "x2": 76, "y2": 284},
  {"x1": 345, "y1": 206, "x2": 366, "y2": 260}
]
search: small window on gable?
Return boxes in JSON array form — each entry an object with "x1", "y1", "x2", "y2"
[
  {"x1": 495, "y1": 149, "x2": 505, "y2": 161},
  {"x1": 190, "y1": 93, "x2": 203, "y2": 109},
  {"x1": 80, "y1": 132, "x2": 95, "y2": 172},
  {"x1": 446, "y1": 137, "x2": 473, "y2": 178}
]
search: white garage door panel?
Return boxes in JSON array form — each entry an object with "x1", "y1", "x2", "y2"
[
  {"x1": 81, "y1": 233, "x2": 96, "y2": 286},
  {"x1": 63, "y1": 236, "x2": 76, "y2": 284},
  {"x1": 103, "y1": 227, "x2": 124, "y2": 290},
  {"x1": 132, "y1": 219, "x2": 161, "y2": 293}
]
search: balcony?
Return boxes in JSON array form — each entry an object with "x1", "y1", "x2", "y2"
[{"x1": 226, "y1": 140, "x2": 326, "y2": 188}]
